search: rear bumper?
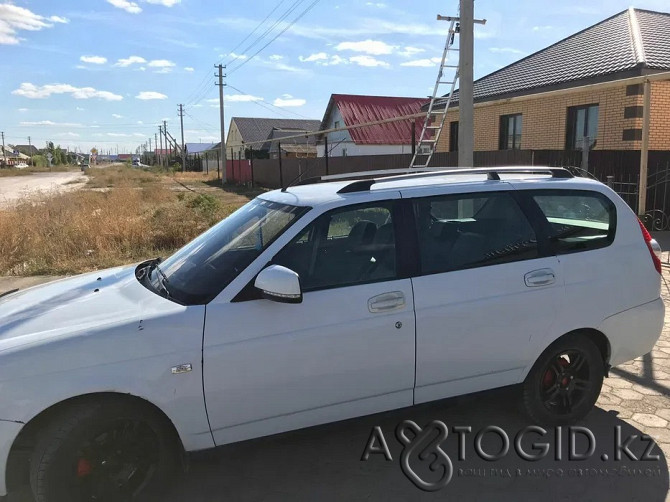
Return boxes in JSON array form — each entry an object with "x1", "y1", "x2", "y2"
[
  {"x1": 600, "y1": 297, "x2": 665, "y2": 367},
  {"x1": 0, "y1": 420, "x2": 23, "y2": 497}
]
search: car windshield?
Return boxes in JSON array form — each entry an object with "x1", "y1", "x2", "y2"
[{"x1": 152, "y1": 198, "x2": 308, "y2": 305}]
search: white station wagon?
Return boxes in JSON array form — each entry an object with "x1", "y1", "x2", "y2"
[{"x1": 0, "y1": 167, "x2": 664, "y2": 501}]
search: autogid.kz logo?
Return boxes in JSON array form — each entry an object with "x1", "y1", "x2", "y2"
[{"x1": 360, "y1": 421, "x2": 661, "y2": 492}]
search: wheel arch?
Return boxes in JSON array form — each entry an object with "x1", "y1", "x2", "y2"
[
  {"x1": 6, "y1": 392, "x2": 185, "y2": 493},
  {"x1": 524, "y1": 328, "x2": 612, "y2": 380}
]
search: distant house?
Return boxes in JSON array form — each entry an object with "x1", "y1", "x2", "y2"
[
  {"x1": 317, "y1": 94, "x2": 429, "y2": 157},
  {"x1": 433, "y1": 7, "x2": 670, "y2": 153},
  {"x1": 13, "y1": 144, "x2": 40, "y2": 157},
  {"x1": 185, "y1": 142, "x2": 217, "y2": 158},
  {"x1": 0, "y1": 145, "x2": 29, "y2": 166},
  {"x1": 225, "y1": 117, "x2": 321, "y2": 159}
]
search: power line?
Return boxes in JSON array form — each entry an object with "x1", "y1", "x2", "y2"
[
  {"x1": 228, "y1": 0, "x2": 322, "y2": 75},
  {"x1": 226, "y1": 84, "x2": 313, "y2": 120},
  {"x1": 220, "y1": 0, "x2": 289, "y2": 67}
]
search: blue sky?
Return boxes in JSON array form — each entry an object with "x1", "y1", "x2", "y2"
[{"x1": 1, "y1": 0, "x2": 669, "y2": 154}]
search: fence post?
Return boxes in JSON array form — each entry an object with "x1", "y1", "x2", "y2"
[
  {"x1": 216, "y1": 149, "x2": 220, "y2": 180},
  {"x1": 249, "y1": 146, "x2": 255, "y2": 188},
  {"x1": 278, "y1": 141, "x2": 284, "y2": 189},
  {"x1": 324, "y1": 137, "x2": 329, "y2": 175},
  {"x1": 204, "y1": 151, "x2": 208, "y2": 174},
  {"x1": 606, "y1": 175, "x2": 614, "y2": 188},
  {"x1": 581, "y1": 136, "x2": 591, "y2": 174}
]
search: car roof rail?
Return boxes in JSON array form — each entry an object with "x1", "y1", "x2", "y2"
[{"x1": 331, "y1": 166, "x2": 574, "y2": 194}]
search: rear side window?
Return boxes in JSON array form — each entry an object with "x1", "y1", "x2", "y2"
[
  {"x1": 531, "y1": 190, "x2": 616, "y2": 254},
  {"x1": 413, "y1": 192, "x2": 538, "y2": 274}
]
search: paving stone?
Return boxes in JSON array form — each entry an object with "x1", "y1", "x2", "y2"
[
  {"x1": 656, "y1": 408, "x2": 670, "y2": 422},
  {"x1": 631, "y1": 413, "x2": 669, "y2": 428},
  {"x1": 596, "y1": 392, "x2": 622, "y2": 406},
  {"x1": 611, "y1": 388, "x2": 645, "y2": 400},
  {"x1": 631, "y1": 384, "x2": 664, "y2": 396},
  {"x1": 606, "y1": 378, "x2": 634, "y2": 389},
  {"x1": 618, "y1": 400, "x2": 659, "y2": 414}
]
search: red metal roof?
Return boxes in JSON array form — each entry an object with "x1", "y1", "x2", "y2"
[{"x1": 330, "y1": 94, "x2": 429, "y2": 145}]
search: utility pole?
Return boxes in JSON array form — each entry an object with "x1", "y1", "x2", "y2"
[
  {"x1": 163, "y1": 120, "x2": 169, "y2": 165},
  {"x1": 158, "y1": 126, "x2": 164, "y2": 166},
  {"x1": 178, "y1": 104, "x2": 186, "y2": 172},
  {"x1": 215, "y1": 64, "x2": 227, "y2": 184},
  {"x1": 458, "y1": 0, "x2": 475, "y2": 168},
  {"x1": 1, "y1": 131, "x2": 6, "y2": 167},
  {"x1": 154, "y1": 133, "x2": 158, "y2": 166},
  {"x1": 28, "y1": 136, "x2": 33, "y2": 166}
]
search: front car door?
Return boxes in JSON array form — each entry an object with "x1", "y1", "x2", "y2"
[
  {"x1": 404, "y1": 184, "x2": 564, "y2": 403},
  {"x1": 203, "y1": 195, "x2": 416, "y2": 446}
]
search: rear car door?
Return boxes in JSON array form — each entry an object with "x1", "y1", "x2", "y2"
[{"x1": 404, "y1": 185, "x2": 564, "y2": 404}]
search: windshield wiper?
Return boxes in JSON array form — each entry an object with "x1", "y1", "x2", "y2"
[{"x1": 148, "y1": 260, "x2": 171, "y2": 298}]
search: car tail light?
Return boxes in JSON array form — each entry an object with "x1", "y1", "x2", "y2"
[{"x1": 638, "y1": 218, "x2": 662, "y2": 275}]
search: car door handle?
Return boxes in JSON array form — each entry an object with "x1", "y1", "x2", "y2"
[
  {"x1": 368, "y1": 291, "x2": 406, "y2": 313},
  {"x1": 524, "y1": 268, "x2": 556, "y2": 287}
]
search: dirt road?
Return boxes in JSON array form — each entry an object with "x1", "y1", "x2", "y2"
[{"x1": 0, "y1": 171, "x2": 86, "y2": 208}]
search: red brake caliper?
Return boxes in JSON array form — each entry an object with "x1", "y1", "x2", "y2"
[
  {"x1": 543, "y1": 357, "x2": 569, "y2": 389},
  {"x1": 77, "y1": 458, "x2": 93, "y2": 478}
]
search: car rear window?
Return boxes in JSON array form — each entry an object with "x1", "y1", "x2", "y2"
[{"x1": 531, "y1": 190, "x2": 616, "y2": 254}]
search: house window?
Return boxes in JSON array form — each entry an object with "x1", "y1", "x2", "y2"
[
  {"x1": 342, "y1": 148, "x2": 347, "y2": 157},
  {"x1": 334, "y1": 121, "x2": 341, "y2": 129},
  {"x1": 449, "y1": 121, "x2": 458, "y2": 152},
  {"x1": 566, "y1": 104, "x2": 599, "y2": 150},
  {"x1": 499, "y1": 114, "x2": 522, "y2": 150}
]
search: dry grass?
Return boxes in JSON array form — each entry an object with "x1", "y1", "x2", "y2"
[{"x1": 0, "y1": 166, "x2": 265, "y2": 276}]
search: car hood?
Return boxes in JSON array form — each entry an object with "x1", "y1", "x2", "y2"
[{"x1": 0, "y1": 264, "x2": 162, "y2": 353}]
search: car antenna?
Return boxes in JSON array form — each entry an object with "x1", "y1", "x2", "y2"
[{"x1": 281, "y1": 138, "x2": 322, "y2": 192}]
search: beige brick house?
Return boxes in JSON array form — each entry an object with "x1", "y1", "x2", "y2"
[{"x1": 435, "y1": 8, "x2": 670, "y2": 154}]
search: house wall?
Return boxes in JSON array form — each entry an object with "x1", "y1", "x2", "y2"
[
  {"x1": 226, "y1": 121, "x2": 244, "y2": 150},
  {"x1": 437, "y1": 78, "x2": 670, "y2": 153},
  {"x1": 319, "y1": 105, "x2": 415, "y2": 157}
]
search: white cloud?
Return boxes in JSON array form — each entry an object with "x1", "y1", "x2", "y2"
[
  {"x1": 0, "y1": 4, "x2": 67, "y2": 45},
  {"x1": 133, "y1": 133, "x2": 145, "y2": 137},
  {"x1": 299, "y1": 52, "x2": 328, "y2": 62},
  {"x1": 273, "y1": 95, "x2": 306, "y2": 107},
  {"x1": 148, "y1": 59, "x2": 175, "y2": 68},
  {"x1": 76, "y1": 106, "x2": 85, "y2": 111},
  {"x1": 55, "y1": 132, "x2": 80, "y2": 138},
  {"x1": 80, "y1": 55, "x2": 107, "y2": 64},
  {"x1": 135, "y1": 91, "x2": 167, "y2": 100},
  {"x1": 532, "y1": 25, "x2": 553, "y2": 32},
  {"x1": 227, "y1": 94, "x2": 263, "y2": 102},
  {"x1": 12, "y1": 83, "x2": 123, "y2": 101},
  {"x1": 17, "y1": 108, "x2": 28, "y2": 112},
  {"x1": 366, "y1": 2, "x2": 386, "y2": 7},
  {"x1": 398, "y1": 46, "x2": 424, "y2": 57},
  {"x1": 115, "y1": 56, "x2": 146, "y2": 67},
  {"x1": 489, "y1": 47, "x2": 525, "y2": 55},
  {"x1": 112, "y1": 113, "x2": 123, "y2": 118},
  {"x1": 107, "y1": 133, "x2": 132, "y2": 137},
  {"x1": 349, "y1": 55, "x2": 390, "y2": 67},
  {"x1": 335, "y1": 39, "x2": 395, "y2": 55},
  {"x1": 20, "y1": 120, "x2": 84, "y2": 127},
  {"x1": 400, "y1": 57, "x2": 441, "y2": 67},
  {"x1": 229, "y1": 52, "x2": 247, "y2": 59},
  {"x1": 106, "y1": 0, "x2": 142, "y2": 14},
  {"x1": 184, "y1": 66, "x2": 194, "y2": 72},
  {"x1": 137, "y1": 120, "x2": 144, "y2": 124},
  {"x1": 269, "y1": 54, "x2": 283, "y2": 61},
  {"x1": 327, "y1": 55, "x2": 349, "y2": 66},
  {"x1": 145, "y1": 0, "x2": 181, "y2": 6}
]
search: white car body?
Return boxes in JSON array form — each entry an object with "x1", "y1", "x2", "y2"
[
  {"x1": 14, "y1": 163, "x2": 28, "y2": 169},
  {"x1": 0, "y1": 168, "x2": 664, "y2": 497}
]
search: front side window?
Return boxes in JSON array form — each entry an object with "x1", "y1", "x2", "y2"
[
  {"x1": 499, "y1": 114, "x2": 522, "y2": 150},
  {"x1": 566, "y1": 104, "x2": 599, "y2": 150},
  {"x1": 155, "y1": 199, "x2": 308, "y2": 304},
  {"x1": 414, "y1": 192, "x2": 538, "y2": 275},
  {"x1": 531, "y1": 190, "x2": 616, "y2": 254},
  {"x1": 273, "y1": 202, "x2": 397, "y2": 291}
]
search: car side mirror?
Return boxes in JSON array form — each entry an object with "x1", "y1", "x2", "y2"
[{"x1": 255, "y1": 265, "x2": 303, "y2": 304}]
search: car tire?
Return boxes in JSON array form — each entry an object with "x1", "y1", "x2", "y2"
[
  {"x1": 30, "y1": 398, "x2": 179, "y2": 502},
  {"x1": 522, "y1": 334, "x2": 604, "y2": 425}
]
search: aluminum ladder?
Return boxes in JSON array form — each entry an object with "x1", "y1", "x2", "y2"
[{"x1": 409, "y1": 16, "x2": 461, "y2": 168}]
